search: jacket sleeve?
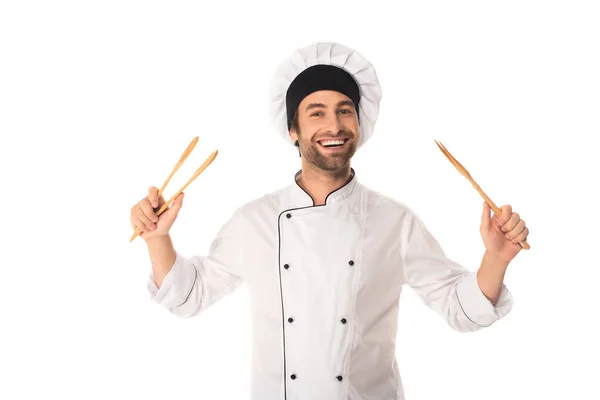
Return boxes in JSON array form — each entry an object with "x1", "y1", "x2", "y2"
[
  {"x1": 400, "y1": 209, "x2": 513, "y2": 332},
  {"x1": 146, "y1": 207, "x2": 245, "y2": 318}
]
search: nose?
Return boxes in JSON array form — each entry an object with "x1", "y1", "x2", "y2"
[{"x1": 324, "y1": 112, "x2": 344, "y2": 135}]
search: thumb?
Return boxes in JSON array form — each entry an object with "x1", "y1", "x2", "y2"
[
  {"x1": 162, "y1": 192, "x2": 184, "y2": 221},
  {"x1": 481, "y1": 201, "x2": 492, "y2": 231},
  {"x1": 172, "y1": 192, "x2": 184, "y2": 213}
]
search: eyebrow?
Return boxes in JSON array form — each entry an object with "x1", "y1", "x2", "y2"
[{"x1": 305, "y1": 100, "x2": 355, "y2": 112}]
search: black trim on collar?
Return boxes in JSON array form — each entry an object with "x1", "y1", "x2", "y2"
[{"x1": 294, "y1": 168, "x2": 356, "y2": 206}]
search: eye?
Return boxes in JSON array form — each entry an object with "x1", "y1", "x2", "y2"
[
  {"x1": 339, "y1": 109, "x2": 352, "y2": 114},
  {"x1": 310, "y1": 111, "x2": 323, "y2": 117}
]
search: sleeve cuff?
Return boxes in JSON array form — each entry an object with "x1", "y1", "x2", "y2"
[
  {"x1": 146, "y1": 252, "x2": 195, "y2": 306},
  {"x1": 455, "y1": 271, "x2": 514, "y2": 327}
]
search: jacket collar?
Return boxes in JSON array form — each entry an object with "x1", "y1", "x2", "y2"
[{"x1": 283, "y1": 168, "x2": 358, "y2": 209}]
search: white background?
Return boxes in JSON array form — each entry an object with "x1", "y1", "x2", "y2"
[{"x1": 1, "y1": 1, "x2": 598, "y2": 399}]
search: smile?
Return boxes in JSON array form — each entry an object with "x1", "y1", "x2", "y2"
[{"x1": 317, "y1": 138, "x2": 349, "y2": 149}]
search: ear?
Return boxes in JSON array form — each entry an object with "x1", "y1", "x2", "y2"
[{"x1": 289, "y1": 129, "x2": 298, "y2": 142}]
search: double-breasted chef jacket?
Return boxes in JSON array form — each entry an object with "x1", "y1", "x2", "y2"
[{"x1": 147, "y1": 168, "x2": 514, "y2": 400}]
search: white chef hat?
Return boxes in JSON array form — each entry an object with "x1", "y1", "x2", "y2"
[{"x1": 268, "y1": 42, "x2": 382, "y2": 149}]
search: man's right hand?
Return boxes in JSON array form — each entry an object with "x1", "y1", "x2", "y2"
[{"x1": 130, "y1": 186, "x2": 184, "y2": 241}]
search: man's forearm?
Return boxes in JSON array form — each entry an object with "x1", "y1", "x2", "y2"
[
  {"x1": 476, "y1": 251, "x2": 510, "y2": 306},
  {"x1": 146, "y1": 234, "x2": 176, "y2": 288}
]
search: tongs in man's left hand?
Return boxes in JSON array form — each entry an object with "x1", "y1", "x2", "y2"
[{"x1": 129, "y1": 136, "x2": 218, "y2": 242}]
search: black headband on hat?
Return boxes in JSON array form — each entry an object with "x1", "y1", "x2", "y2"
[{"x1": 285, "y1": 64, "x2": 360, "y2": 130}]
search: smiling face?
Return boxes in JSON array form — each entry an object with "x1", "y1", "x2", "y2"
[{"x1": 289, "y1": 90, "x2": 360, "y2": 172}]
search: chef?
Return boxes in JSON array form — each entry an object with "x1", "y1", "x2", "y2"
[{"x1": 132, "y1": 42, "x2": 529, "y2": 400}]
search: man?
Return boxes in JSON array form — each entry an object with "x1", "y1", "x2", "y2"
[{"x1": 130, "y1": 42, "x2": 529, "y2": 400}]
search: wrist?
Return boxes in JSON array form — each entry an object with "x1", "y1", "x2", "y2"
[
  {"x1": 483, "y1": 250, "x2": 511, "y2": 269},
  {"x1": 144, "y1": 233, "x2": 171, "y2": 246}
]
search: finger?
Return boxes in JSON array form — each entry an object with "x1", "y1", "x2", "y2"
[
  {"x1": 140, "y1": 198, "x2": 159, "y2": 223},
  {"x1": 510, "y1": 226, "x2": 529, "y2": 244},
  {"x1": 131, "y1": 214, "x2": 152, "y2": 232},
  {"x1": 501, "y1": 212, "x2": 520, "y2": 233},
  {"x1": 505, "y1": 219, "x2": 525, "y2": 240},
  {"x1": 130, "y1": 205, "x2": 140, "y2": 230},
  {"x1": 136, "y1": 203, "x2": 156, "y2": 231},
  {"x1": 493, "y1": 204, "x2": 513, "y2": 226},
  {"x1": 481, "y1": 202, "x2": 491, "y2": 231},
  {"x1": 148, "y1": 186, "x2": 160, "y2": 208},
  {"x1": 135, "y1": 211, "x2": 154, "y2": 231}
]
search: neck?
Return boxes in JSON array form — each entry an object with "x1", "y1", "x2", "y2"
[{"x1": 296, "y1": 162, "x2": 352, "y2": 205}]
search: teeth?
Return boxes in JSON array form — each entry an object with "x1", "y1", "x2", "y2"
[{"x1": 321, "y1": 139, "x2": 345, "y2": 147}]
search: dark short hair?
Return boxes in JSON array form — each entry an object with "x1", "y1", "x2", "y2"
[
  {"x1": 290, "y1": 110, "x2": 300, "y2": 147},
  {"x1": 290, "y1": 110, "x2": 299, "y2": 134}
]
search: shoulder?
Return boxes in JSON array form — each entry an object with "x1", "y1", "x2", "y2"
[
  {"x1": 357, "y1": 184, "x2": 438, "y2": 247},
  {"x1": 231, "y1": 186, "x2": 286, "y2": 217},
  {"x1": 358, "y1": 183, "x2": 415, "y2": 220}
]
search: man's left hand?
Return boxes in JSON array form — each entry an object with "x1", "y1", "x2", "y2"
[{"x1": 480, "y1": 202, "x2": 529, "y2": 263}]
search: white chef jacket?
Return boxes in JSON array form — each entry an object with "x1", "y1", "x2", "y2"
[{"x1": 147, "y1": 168, "x2": 513, "y2": 400}]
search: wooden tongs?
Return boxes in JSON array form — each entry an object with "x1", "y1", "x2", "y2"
[
  {"x1": 434, "y1": 140, "x2": 530, "y2": 250},
  {"x1": 129, "y1": 136, "x2": 218, "y2": 242}
]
